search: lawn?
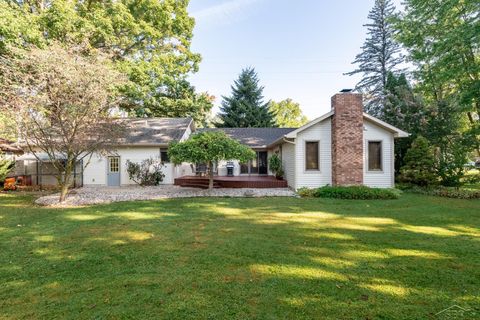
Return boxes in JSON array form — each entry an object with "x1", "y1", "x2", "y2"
[{"x1": 1, "y1": 193, "x2": 479, "y2": 319}]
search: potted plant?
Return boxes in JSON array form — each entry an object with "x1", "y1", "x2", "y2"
[{"x1": 269, "y1": 154, "x2": 284, "y2": 179}]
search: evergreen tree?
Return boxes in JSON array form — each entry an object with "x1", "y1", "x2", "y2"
[
  {"x1": 217, "y1": 68, "x2": 276, "y2": 128},
  {"x1": 346, "y1": 0, "x2": 403, "y2": 116},
  {"x1": 399, "y1": 136, "x2": 437, "y2": 187}
]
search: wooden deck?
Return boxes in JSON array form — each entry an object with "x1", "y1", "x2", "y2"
[{"x1": 174, "y1": 175, "x2": 288, "y2": 189}]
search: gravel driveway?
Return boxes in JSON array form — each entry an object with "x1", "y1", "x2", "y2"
[{"x1": 35, "y1": 185, "x2": 297, "y2": 207}]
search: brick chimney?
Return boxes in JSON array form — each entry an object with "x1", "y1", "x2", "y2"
[{"x1": 331, "y1": 91, "x2": 364, "y2": 186}]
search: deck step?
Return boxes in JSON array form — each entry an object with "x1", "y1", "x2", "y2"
[{"x1": 178, "y1": 183, "x2": 221, "y2": 189}]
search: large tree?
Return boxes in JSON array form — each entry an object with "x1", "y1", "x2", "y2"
[
  {"x1": 0, "y1": 45, "x2": 126, "y2": 202},
  {"x1": 268, "y1": 99, "x2": 308, "y2": 128},
  {"x1": 346, "y1": 0, "x2": 403, "y2": 116},
  {"x1": 217, "y1": 68, "x2": 276, "y2": 128},
  {"x1": 383, "y1": 72, "x2": 427, "y2": 172},
  {"x1": 0, "y1": 0, "x2": 212, "y2": 125},
  {"x1": 168, "y1": 131, "x2": 255, "y2": 189},
  {"x1": 396, "y1": 0, "x2": 479, "y2": 154}
]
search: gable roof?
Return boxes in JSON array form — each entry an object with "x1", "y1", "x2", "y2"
[
  {"x1": 284, "y1": 111, "x2": 409, "y2": 139},
  {"x1": 199, "y1": 128, "x2": 297, "y2": 148},
  {"x1": 118, "y1": 117, "x2": 193, "y2": 146}
]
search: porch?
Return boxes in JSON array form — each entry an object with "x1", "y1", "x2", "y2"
[{"x1": 174, "y1": 175, "x2": 288, "y2": 189}]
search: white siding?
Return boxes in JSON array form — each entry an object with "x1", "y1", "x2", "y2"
[
  {"x1": 281, "y1": 142, "x2": 296, "y2": 189},
  {"x1": 83, "y1": 147, "x2": 177, "y2": 186},
  {"x1": 294, "y1": 119, "x2": 332, "y2": 189},
  {"x1": 363, "y1": 120, "x2": 394, "y2": 188}
]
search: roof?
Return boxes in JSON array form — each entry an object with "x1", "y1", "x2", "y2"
[
  {"x1": 199, "y1": 128, "x2": 297, "y2": 148},
  {"x1": 118, "y1": 117, "x2": 193, "y2": 146},
  {"x1": 285, "y1": 111, "x2": 409, "y2": 139},
  {"x1": 0, "y1": 138, "x2": 23, "y2": 154}
]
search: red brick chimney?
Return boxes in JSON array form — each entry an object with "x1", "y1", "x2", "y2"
[{"x1": 331, "y1": 91, "x2": 364, "y2": 186}]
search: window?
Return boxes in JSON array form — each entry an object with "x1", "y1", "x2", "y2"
[
  {"x1": 109, "y1": 157, "x2": 119, "y2": 173},
  {"x1": 160, "y1": 148, "x2": 170, "y2": 163},
  {"x1": 305, "y1": 141, "x2": 319, "y2": 170},
  {"x1": 368, "y1": 141, "x2": 382, "y2": 171}
]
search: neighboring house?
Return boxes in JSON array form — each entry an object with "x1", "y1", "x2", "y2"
[{"x1": 15, "y1": 91, "x2": 408, "y2": 189}]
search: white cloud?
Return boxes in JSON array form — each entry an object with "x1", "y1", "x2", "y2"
[{"x1": 192, "y1": 0, "x2": 265, "y2": 26}]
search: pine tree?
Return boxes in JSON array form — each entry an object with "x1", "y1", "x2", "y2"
[
  {"x1": 346, "y1": 0, "x2": 403, "y2": 116},
  {"x1": 399, "y1": 136, "x2": 437, "y2": 187},
  {"x1": 217, "y1": 68, "x2": 276, "y2": 128}
]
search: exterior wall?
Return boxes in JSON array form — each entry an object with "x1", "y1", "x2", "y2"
[
  {"x1": 294, "y1": 118, "x2": 332, "y2": 189},
  {"x1": 83, "y1": 147, "x2": 176, "y2": 186},
  {"x1": 281, "y1": 142, "x2": 296, "y2": 189},
  {"x1": 363, "y1": 120, "x2": 395, "y2": 188},
  {"x1": 331, "y1": 93, "x2": 364, "y2": 186}
]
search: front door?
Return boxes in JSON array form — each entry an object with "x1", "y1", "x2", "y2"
[
  {"x1": 258, "y1": 152, "x2": 268, "y2": 175},
  {"x1": 107, "y1": 156, "x2": 120, "y2": 186}
]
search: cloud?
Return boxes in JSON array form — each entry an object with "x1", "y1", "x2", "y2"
[{"x1": 192, "y1": 0, "x2": 265, "y2": 26}]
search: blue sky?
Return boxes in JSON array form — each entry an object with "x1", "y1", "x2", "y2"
[{"x1": 188, "y1": 0, "x2": 403, "y2": 119}]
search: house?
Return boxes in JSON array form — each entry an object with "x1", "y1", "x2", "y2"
[{"x1": 15, "y1": 91, "x2": 408, "y2": 189}]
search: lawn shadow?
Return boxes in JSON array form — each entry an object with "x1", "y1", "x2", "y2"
[{"x1": 1, "y1": 194, "x2": 479, "y2": 319}]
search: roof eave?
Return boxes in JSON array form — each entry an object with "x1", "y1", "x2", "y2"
[{"x1": 363, "y1": 113, "x2": 410, "y2": 138}]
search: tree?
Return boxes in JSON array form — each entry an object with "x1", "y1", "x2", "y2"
[
  {"x1": 423, "y1": 100, "x2": 476, "y2": 187},
  {"x1": 268, "y1": 99, "x2": 308, "y2": 128},
  {"x1": 217, "y1": 68, "x2": 276, "y2": 128},
  {"x1": 399, "y1": 136, "x2": 437, "y2": 187},
  {"x1": 383, "y1": 72, "x2": 427, "y2": 172},
  {"x1": 396, "y1": 0, "x2": 479, "y2": 155},
  {"x1": 0, "y1": 0, "x2": 211, "y2": 124},
  {"x1": 346, "y1": 0, "x2": 403, "y2": 116},
  {"x1": 0, "y1": 44, "x2": 126, "y2": 202},
  {"x1": 168, "y1": 131, "x2": 255, "y2": 189}
]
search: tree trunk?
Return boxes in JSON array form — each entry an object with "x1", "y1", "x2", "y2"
[
  {"x1": 208, "y1": 161, "x2": 214, "y2": 190},
  {"x1": 59, "y1": 183, "x2": 69, "y2": 203}
]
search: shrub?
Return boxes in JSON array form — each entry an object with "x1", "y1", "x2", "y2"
[
  {"x1": 314, "y1": 186, "x2": 400, "y2": 200},
  {"x1": 297, "y1": 186, "x2": 399, "y2": 200},
  {"x1": 0, "y1": 152, "x2": 14, "y2": 183},
  {"x1": 268, "y1": 154, "x2": 283, "y2": 178},
  {"x1": 399, "y1": 136, "x2": 437, "y2": 187},
  {"x1": 297, "y1": 187, "x2": 316, "y2": 198},
  {"x1": 401, "y1": 185, "x2": 480, "y2": 199},
  {"x1": 126, "y1": 157, "x2": 165, "y2": 186}
]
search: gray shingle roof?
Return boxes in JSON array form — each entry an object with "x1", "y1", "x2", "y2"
[
  {"x1": 199, "y1": 128, "x2": 297, "y2": 148},
  {"x1": 118, "y1": 117, "x2": 192, "y2": 145}
]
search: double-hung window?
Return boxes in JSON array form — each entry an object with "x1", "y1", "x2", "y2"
[{"x1": 368, "y1": 141, "x2": 382, "y2": 171}]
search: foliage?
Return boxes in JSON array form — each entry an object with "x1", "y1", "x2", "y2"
[
  {"x1": 126, "y1": 157, "x2": 165, "y2": 186},
  {"x1": 0, "y1": 44, "x2": 126, "y2": 202},
  {"x1": 217, "y1": 68, "x2": 276, "y2": 128},
  {"x1": 0, "y1": 152, "x2": 14, "y2": 183},
  {"x1": 0, "y1": 0, "x2": 211, "y2": 125},
  {"x1": 268, "y1": 154, "x2": 283, "y2": 178},
  {"x1": 396, "y1": 0, "x2": 480, "y2": 146},
  {"x1": 346, "y1": 0, "x2": 403, "y2": 116},
  {"x1": 168, "y1": 131, "x2": 255, "y2": 189},
  {"x1": 424, "y1": 100, "x2": 476, "y2": 187},
  {"x1": 298, "y1": 186, "x2": 400, "y2": 200},
  {"x1": 399, "y1": 136, "x2": 437, "y2": 187},
  {"x1": 400, "y1": 185, "x2": 480, "y2": 200},
  {"x1": 296, "y1": 187, "x2": 317, "y2": 198},
  {"x1": 268, "y1": 99, "x2": 308, "y2": 128}
]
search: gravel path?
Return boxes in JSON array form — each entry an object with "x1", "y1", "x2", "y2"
[{"x1": 35, "y1": 185, "x2": 297, "y2": 207}]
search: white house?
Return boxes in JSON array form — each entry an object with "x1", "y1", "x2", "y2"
[{"x1": 13, "y1": 91, "x2": 408, "y2": 189}]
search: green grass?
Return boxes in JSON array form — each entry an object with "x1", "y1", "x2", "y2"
[{"x1": 1, "y1": 193, "x2": 479, "y2": 319}]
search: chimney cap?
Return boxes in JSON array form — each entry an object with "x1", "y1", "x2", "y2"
[{"x1": 340, "y1": 88, "x2": 353, "y2": 93}]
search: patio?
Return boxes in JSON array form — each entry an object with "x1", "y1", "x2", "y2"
[{"x1": 174, "y1": 175, "x2": 289, "y2": 188}]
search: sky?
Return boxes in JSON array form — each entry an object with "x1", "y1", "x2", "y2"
[{"x1": 187, "y1": 0, "x2": 403, "y2": 119}]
